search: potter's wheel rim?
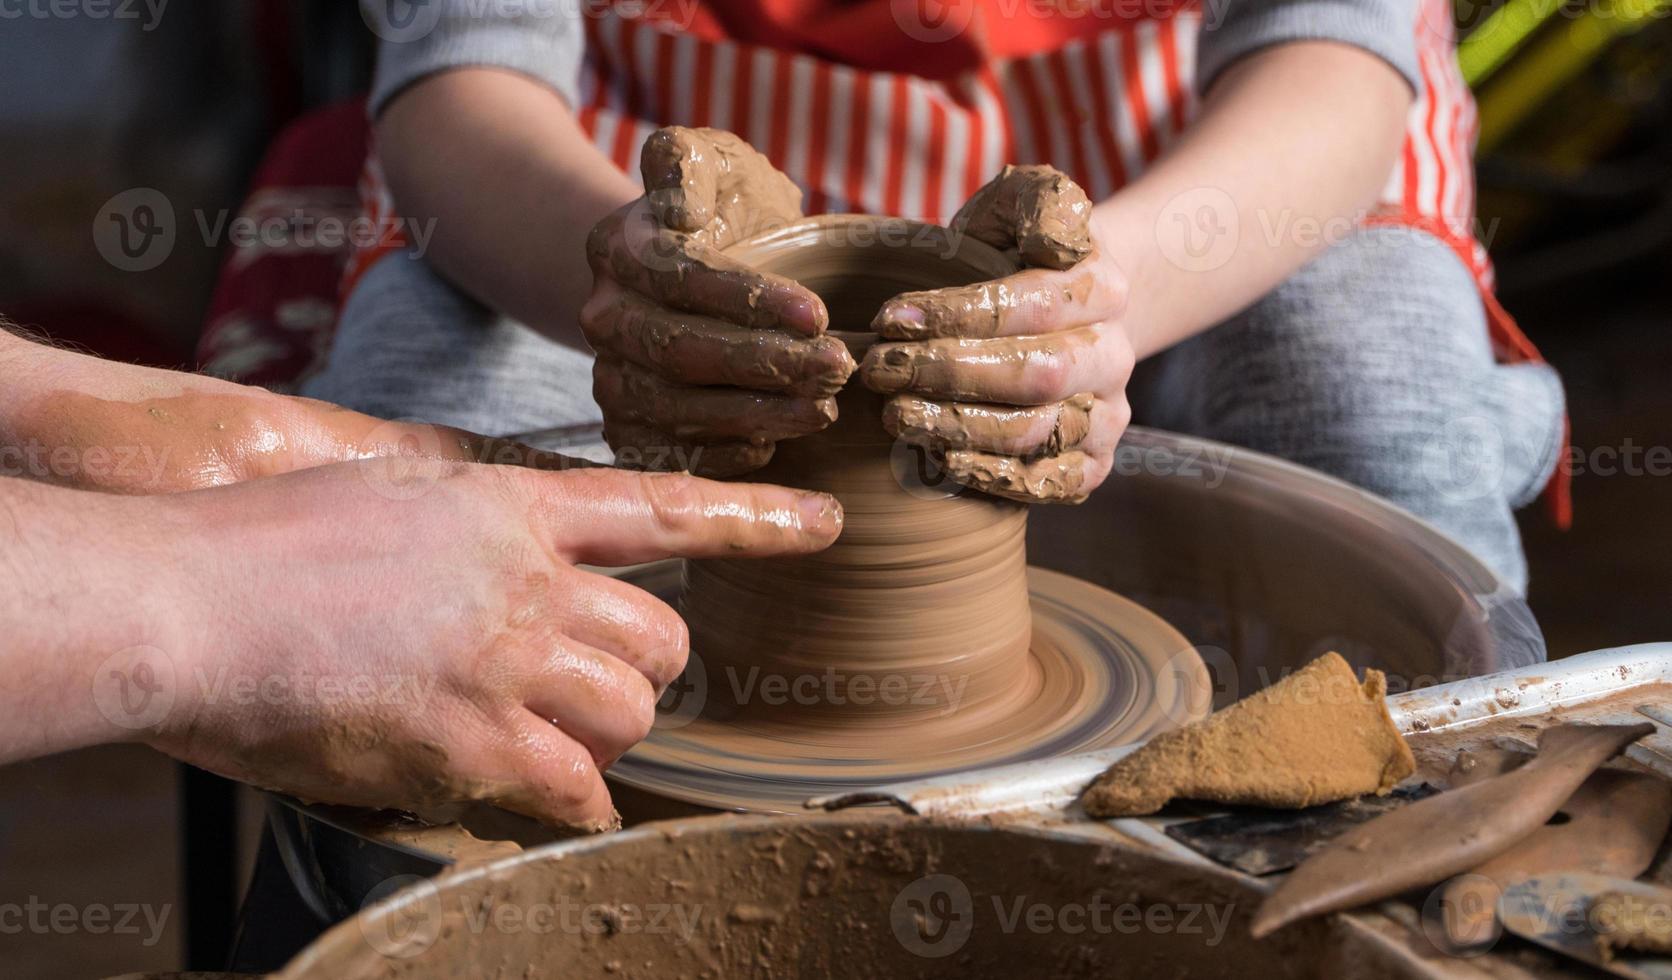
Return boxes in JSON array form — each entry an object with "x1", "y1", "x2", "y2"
[
  {"x1": 273, "y1": 809, "x2": 1284, "y2": 980},
  {"x1": 607, "y1": 563, "x2": 1209, "y2": 813}
]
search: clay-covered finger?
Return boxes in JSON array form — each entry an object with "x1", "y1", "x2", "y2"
[
  {"x1": 952, "y1": 164, "x2": 1094, "y2": 270},
  {"x1": 523, "y1": 637, "x2": 658, "y2": 766},
  {"x1": 859, "y1": 326, "x2": 1127, "y2": 405},
  {"x1": 603, "y1": 420, "x2": 775, "y2": 478},
  {"x1": 558, "y1": 568, "x2": 690, "y2": 691},
  {"x1": 595, "y1": 358, "x2": 838, "y2": 444},
  {"x1": 604, "y1": 421, "x2": 775, "y2": 478},
  {"x1": 529, "y1": 468, "x2": 843, "y2": 566},
  {"x1": 639, "y1": 126, "x2": 805, "y2": 247},
  {"x1": 586, "y1": 205, "x2": 827, "y2": 335},
  {"x1": 491, "y1": 712, "x2": 619, "y2": 831},
  {"x1": 582, "y1": 285, "x2": 855, "y2": 396},
  {"x1": 883, "y1": 393, "x2": 1095, "y2": 456},
  {"x1": 942, "y1": 449, "x2": 1108, "y2": 503},
  {"x1": 872, "y1": 261, "x2": 1125, "y2": 341}
]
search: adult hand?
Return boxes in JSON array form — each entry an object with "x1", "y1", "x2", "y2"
[
  {"x1": 147, "y1": 459, "x2": 842, "y2": 830},
  {"x1": 581, "y1": 126, "x2": 856, "y2": 478},
  {"x1": 857, "y1": 166, "x2": 1134, "y2": 503},
  {"x1": 0, "y1": 328, "x2": 577, "y2": 494}
]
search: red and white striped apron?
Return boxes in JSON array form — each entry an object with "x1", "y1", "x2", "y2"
[{"x1": 347, "y1": 0, "x2": 1569, "y2": 524}]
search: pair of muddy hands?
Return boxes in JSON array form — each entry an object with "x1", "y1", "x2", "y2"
[{"x1": 583, "y1": 127, "x2": 1133, "y2": 503}]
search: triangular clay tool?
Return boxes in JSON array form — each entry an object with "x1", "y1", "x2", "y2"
[{"x1": 1081, "y1": 652, "x2": 1414, "y2": 818}]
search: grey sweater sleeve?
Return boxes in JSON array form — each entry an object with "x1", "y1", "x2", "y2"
[
  {"x1": 1196, "y1": 0, "x2": 1423, "y2": 95},
  {"x1": 361, "y1": 0, "x2": 585, "y2": 116}
]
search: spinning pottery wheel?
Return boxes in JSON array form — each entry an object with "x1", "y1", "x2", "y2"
[
  {"x1": 612, "y1": 562, "x2": 1205, "y2": 811},
  {"x1": 610, "y1": 215, "x2": 1209, "y2": 812},
  {"x1": 262, "y1": 220, "x2": 1541, "y2": 927}
]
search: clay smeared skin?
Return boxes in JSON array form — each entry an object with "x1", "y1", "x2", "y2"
[
  {"x1": 873, "y1": 266, "x2": 1099, "y2": 341},
  {"x1": 951, "y1": 164, "x2": 1095, "y2": 270},
  {"x1": 584, "y1": 127, "x2": 852, "y2": 475},
  {"x1": 13, "y1": 389, "x2": 588, "y2": 495},
  {"x1": 595, "y1": 359, "x2": 838, "y2": 444},
  {"x1": 640, "y1": 126, "x2": 806, "y2": 249},
  {"x1": 601, "y1": 420, "x2": 776, "y2": 479},
  {"x1": 855, "y1": 165, "x2": 1127, "y2": 503},
  {"x1": 883, "y1": 393, "x2": 1094, "y2": 456},
  {"x1": 585, "y1": 208, "x2": 826, "y2": 335},
  {"x1": 944, "y1": 449, "x2": 1094, "y2": 504},
  {"x1": 861, "y1": 329, "x2": 1102, "y2": 404},
  {"x1": 585, "y1": 284, "x2": 854, "y2": 395}
]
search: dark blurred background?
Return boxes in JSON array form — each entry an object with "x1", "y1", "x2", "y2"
[{"x1": 0, "y1": 1, "x2": 1667, "y2": 975}]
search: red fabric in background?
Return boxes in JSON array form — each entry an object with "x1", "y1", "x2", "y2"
[
  {"x1": 194, "y1": 99, "x2": 370, "y2": 390},
  {"x1": 632, "y1": 0, "x2": 1192, "y2": 77},
  {"x1": 3, "y1": 302, "x2": 191, "y2": 369}
]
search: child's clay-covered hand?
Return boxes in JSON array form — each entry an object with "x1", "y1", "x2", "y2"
[
  {"x1": 857, "y1": 166, "x2": 1134, "y2": 503},
  {"x1": 582, "y1": 127, "x2": 856, "y2": 477}
]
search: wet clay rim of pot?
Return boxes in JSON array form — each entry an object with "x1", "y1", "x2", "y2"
[{"x1": 724, "y1": 213, "x2": 1019, "y2": 328}]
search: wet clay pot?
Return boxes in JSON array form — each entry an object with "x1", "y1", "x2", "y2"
[{"x1": 680, "y1": 216, "x2": 1034, "y2": 724}]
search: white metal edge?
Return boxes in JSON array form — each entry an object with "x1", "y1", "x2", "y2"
[{"x1": 809, "y1": 644, "x2": 1672, "y2": 817}]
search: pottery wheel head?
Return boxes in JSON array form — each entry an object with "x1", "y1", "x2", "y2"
[{"x1": 610, "y1": 562, "x2": 1210, "y2": 812}]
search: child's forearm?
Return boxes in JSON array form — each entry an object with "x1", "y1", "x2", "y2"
[
  {"x1": 1093, "y1": 41, "x2": 1414, "y2": 360},
  {"x1": 376, "y1": 68, "x2": 641, "y2": 350}
]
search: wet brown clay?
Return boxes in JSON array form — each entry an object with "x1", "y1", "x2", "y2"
[{"x1": 680, "y1": 218, "x2": 1033, "y2": 732}]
